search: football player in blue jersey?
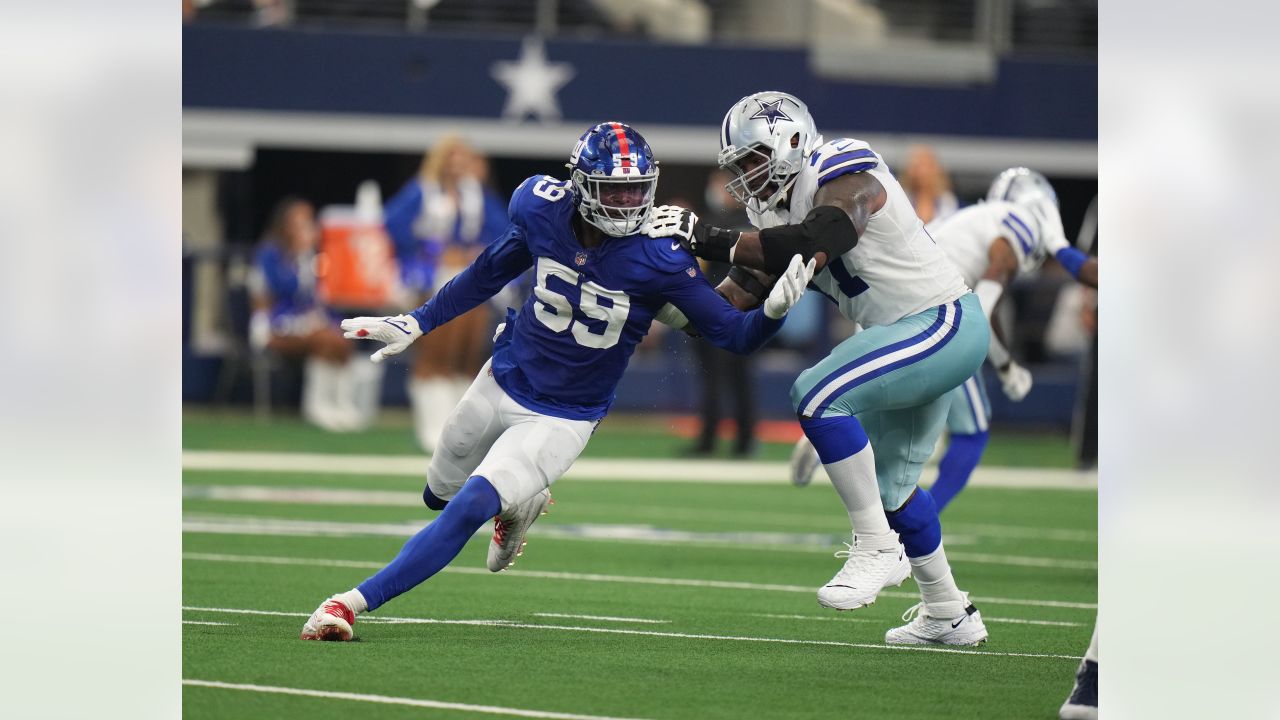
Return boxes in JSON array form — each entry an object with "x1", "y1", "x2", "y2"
[{"x1": 300, "y1": 121, "x2": 815, "y2": 641}]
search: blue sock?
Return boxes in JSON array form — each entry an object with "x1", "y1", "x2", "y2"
[
  {"x1": 798, "y1": 414, "x2": 869, "y2": 464},
  {"x1": 423, "y1": 484, "x2": 449, "y2": 511},
  {"x1": 357, "y1": 475, "x2": 501, "y2": 611},
  {"x1": 929, "y1": 431, "x2": 989, "y2": 513},
  {"x1": 886, "y1": 487, "x2": 942, "y2": 558}
]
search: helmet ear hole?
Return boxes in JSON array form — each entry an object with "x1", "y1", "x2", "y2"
[{"x1": 790, "y1": 133, "x2": 800, "y2": 148}]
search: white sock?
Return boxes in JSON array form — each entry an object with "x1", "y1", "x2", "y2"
[
  {"x1": 335, "y1": 588, "x2": 368, "y2": 615},
  {"x1": 330, "y1": 360, "x2": 361, "y2": 432},
  {"x1": 408, "y1": 377, "x2": 453, "y2": 453},
  {"x1": 347, "y1": 355, "x2": 385, "y2": 430},
  {"x1": 909, "y1": 542, "x2": 966, "y2": 611},
  {"x1": 1084, "y1": 622, "x2": 1099, "y2": 662},
  {"x1": 824, "y1": 446, "x2": 892, "y2": 536},
  {"x1": 302, "y1": 358, "x2": 344, "y2": 432}
]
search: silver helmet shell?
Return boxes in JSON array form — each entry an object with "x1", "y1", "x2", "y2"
[{"x1": 718, "y1": 91, "x2": 822, "y2": 215}]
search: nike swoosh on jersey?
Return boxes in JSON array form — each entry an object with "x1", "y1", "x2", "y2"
[{"x1": 670, "y1": 241, "x2": 681, "y2": 251}]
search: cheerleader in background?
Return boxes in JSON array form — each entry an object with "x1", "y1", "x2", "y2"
[
  {"x1": 249, "y1": 196, "x2": 359, "y2": 431},
  {"x1": 384, "y1": 136, "x2": 510, "y2": 452},
  {"x1": 901, "y1": 144, "x2": 959, "y2": 225}
]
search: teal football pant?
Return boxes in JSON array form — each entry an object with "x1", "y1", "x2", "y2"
[
  {"x1": 789, "y1": 293, "x2": 989, "y2": 509},
  {"x1": 945, "y1": 371, "x2": 992, "y2": 436}
]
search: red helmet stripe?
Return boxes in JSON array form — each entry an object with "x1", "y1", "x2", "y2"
[{"x1": 609, "y1": 122, "x2": 632, "y2": 169}]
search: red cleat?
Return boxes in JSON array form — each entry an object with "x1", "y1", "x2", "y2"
[{"x1": 300, "y1": 597, "x2": 356, "y2": 641}]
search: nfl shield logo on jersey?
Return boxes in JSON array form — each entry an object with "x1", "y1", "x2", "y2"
[
  {"x1": 686, "y1": 266, "x2": 697, "y2": 277},
  {"x1": 575, "y1": 252, "x2": 588, "y2": 266}
]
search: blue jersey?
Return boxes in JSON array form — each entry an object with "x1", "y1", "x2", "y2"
[
  {"x1": 410, "y1": 175, "x2": 783, "y2": 421},
  {"x1": 254, "y1": 243, "x2": 320, "y2": 323}
]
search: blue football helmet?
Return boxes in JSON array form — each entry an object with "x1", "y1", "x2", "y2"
[{"x1": 567, "y1": 122, "x2": 659, "y2": 237}]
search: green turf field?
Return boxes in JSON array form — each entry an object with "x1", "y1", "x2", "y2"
[{"x1": 182, "y1": 411, "x2": 1096, "y2": 719}]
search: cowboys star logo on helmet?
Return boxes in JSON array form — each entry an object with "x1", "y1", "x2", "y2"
[
  {"x1": 749, "y1": 98, "x2": 793, "y2": 133},
  {"x1": 718, "y1": 91, "x2": 821, "y2": 215}
]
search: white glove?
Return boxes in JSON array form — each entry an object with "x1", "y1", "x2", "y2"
[
  {"x1": 341, "y1": 314, "x2": 423, "y2": 363},
  {"x1": 643, "y1": 204, "x2": 697, "y2": 246},
  {"x1": 492, "y1": 322, "x2": 506, "y2": 342},
  {"x1": 997, "y1": 361, "x2": 1033, "y2": 401},
  {"x1": 763, "y1": 254, "x2": 816, "y2": 320}
]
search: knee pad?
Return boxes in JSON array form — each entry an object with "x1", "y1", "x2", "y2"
[
  {"x1": 886, "y1": 488, "x2": 942, "y2": 557},
  {"x1": 439, "y1": 395, "x2": 494, "y2": 459},
  {"x1": 799, "y1": 414, "x2": 868, "y2": 464}
]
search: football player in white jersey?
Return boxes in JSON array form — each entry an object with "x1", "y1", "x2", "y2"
[
  {"x1": 789, "y1": 168, "x2": 1099, "y2": 512},
  {"x1": 649, "y1": 91, "x2": 992, "y2": 645}
]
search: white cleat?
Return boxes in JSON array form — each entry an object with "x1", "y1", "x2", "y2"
[
  {"x1": 817, "y1": 534, "x2": 911, "y2": 610},
  {"x1": 884, "y1": 597, "x2": 989, "y2": 646},
  {"x1": 789, "y1": 435, "x2": 822, "y2": 487},
  {"x1": 300, "y1": 596, "x2": 356, "y2": 641},
  {"x1": 487, "y1": 488, "x2": 551, "y2": 572}
]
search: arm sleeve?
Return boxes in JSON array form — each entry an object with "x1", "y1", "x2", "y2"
[
  {"x1": 409, "y1": 223, "x2": 533, "y2": 333},
  {"x1": 658, "y1": 266, "x2": 783, "y2": 354},
  {"x1": 383, "y1": 179, "x2": 424, "y2": 256}
]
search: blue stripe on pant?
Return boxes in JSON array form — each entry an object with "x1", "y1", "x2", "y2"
[{"x1": 788, "y1": 294, "x2": 989, "y2": 509}]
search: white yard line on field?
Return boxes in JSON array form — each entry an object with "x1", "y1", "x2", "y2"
[
  {"x1": 183, "y1": 620, "x2": 234, "y2": 626},
  {"x1": 182, "y1": 553, "x2": 1097, "y2": 610},
  {"x1": 181, "y1": 607, "x2": 1082, "y2": 660},
  {"x1": 532, "y1": 613, "x2": 670, "y2": 624},
  {"x1": 182, "y1": 515, "x2": 1096, "y2": 570},
  {"x1": 185, "y1": 485, "x2": 1095, "y2": 545},
  {"x1": 752, "y1": 613, "x2": 877, "y2": 623},
  {"x1": 182, "y1": 680, "x2": 652, "y2": 720},
  {"x1": 182, "y1": 450, "x2": 1098, "y2": 490}
]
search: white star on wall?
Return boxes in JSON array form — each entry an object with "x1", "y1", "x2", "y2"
[{"x1": 490, "y1": 37, "x2": 576, "y2": 122}]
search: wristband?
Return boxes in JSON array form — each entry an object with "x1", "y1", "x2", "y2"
[{"x1": 1055, "y1": 247, "x2": 1087, "y2": 279}]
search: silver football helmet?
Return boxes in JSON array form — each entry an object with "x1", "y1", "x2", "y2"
[
  {"x1": 988, "y1": 167, "x2": 1058, "y2": 219},
  {"x1": 718, "y1": 91, "x2": 822, "y2": 215},
  {"x1": 988, "y1": 167, "x2": 1060, "y2": 264}
]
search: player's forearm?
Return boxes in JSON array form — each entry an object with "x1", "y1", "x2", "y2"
[
  {"x1": 408, "y1": 265, "x2": 495, "y2": 334},
  {"x1": 718, "y1": 206, "x2": 856, "y2": 275},
  {"x1": 1054, "y1": 247, "x2": 1098, "y2": 289},
  {"x1": 409, "y1": 226, "x2": 531, "y2": 333},
  {"x1": 1078, "y1": 257, "x2": 1098, "y2": 288},
  {"x1": 715, "y1": 266, "x2": 775, "y2": 311},
  {"x1": 667, "y1": 277, "x2": 782, "y2": 354},
  {"x1": 709, "y1": 308, "x2": 783, "y2": 355}
]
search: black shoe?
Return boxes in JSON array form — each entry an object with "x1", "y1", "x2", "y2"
[{"x1": 1059, "y1": 659, "x2": 1097, "y2": 719}]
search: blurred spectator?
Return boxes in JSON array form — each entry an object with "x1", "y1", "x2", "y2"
[
  {"x1": 383, "y1": 136, "x2": 509, "y2": 453},
  {"x1": 683, "y1": 171, "x2": 759, "y2": 457},
  {"x1": 901, "y1": 145, "x2": 958, "y2": 224},
  {"x1": 248, "y1": 196, "x2": 360, "y2": 431}
]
